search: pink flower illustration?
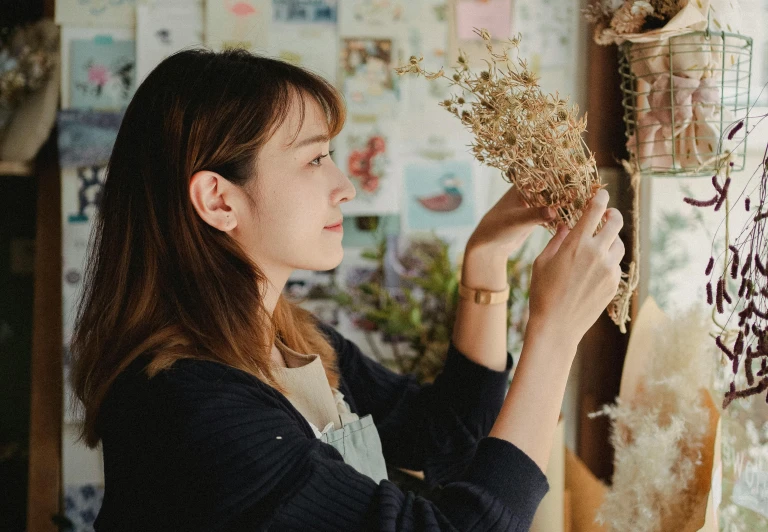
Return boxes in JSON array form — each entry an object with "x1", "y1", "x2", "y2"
[{"x1": 87, "y1": 64, "x2": 110, "y2": 87}]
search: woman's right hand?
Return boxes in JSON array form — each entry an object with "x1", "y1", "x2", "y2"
[{"x1": 526, "y1": 189, "x2": 625, "y2": 350}]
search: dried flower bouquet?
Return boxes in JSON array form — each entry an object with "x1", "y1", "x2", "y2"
[
  {"x1": 396, "y1": 29, "x2": 638, "y2": 332},
  {"x1": 590, "y1": 301, "x2": 720, "y2": 532}
]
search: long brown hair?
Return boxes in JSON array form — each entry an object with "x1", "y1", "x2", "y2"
[{"x1": 70, "y1": 48, "x2": 346, "y2": 448}]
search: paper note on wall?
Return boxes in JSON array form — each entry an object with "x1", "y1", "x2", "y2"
[
  {"x1": 136, "y1": 1, "x2": 204, "y2": 84},
  {"x1": 56, "y1": 0, "x2": 136, "y2": 28},
  {"x1": 455, "y1": 0, "x2": 512, "y2": 41}
]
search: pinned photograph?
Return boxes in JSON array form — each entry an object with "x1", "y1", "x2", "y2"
[{"x1": 339, "y1": 38, "x2": 399, "y2": 116}]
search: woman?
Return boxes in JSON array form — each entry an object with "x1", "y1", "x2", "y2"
[{"x1": 71, "y1": 48, "x2": 624, "y2": 531}]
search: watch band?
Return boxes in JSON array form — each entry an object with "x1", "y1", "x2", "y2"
[{"x1": 458, "y1": 282, "x2": 510, "y2": 305}]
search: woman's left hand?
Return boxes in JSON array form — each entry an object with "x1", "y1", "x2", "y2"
[{"x1": 467, "y1": 185, "x2": 556, "y2": 258}]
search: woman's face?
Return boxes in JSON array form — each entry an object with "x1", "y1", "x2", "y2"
[{"x1": 236, "y1": 94, "x2": 355, "y2": 278}]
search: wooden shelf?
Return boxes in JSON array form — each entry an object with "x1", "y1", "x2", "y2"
[{"x1": 0, "y1": 160, "x2": 33, "y2": 176}]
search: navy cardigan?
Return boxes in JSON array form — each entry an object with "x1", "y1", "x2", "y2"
[{"x1": 94, "y1": 321, "x2": 549, "y2": 531}]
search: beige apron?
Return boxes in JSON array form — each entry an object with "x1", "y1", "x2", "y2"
[{"x1": 273, "y1": 337, "x2": 388, "y2": 483}]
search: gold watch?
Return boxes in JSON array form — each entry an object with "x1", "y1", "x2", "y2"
[{"x1": 458, "y1": 282, "x2": 510, "y2": 305}]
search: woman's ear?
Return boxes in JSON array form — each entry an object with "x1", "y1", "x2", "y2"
[{"x1": 189, "y1": 171, "x2": 238, "y2": 232}]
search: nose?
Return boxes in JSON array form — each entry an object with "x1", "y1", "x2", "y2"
[{"x1": 333, "y1": 167, "x2": 356, "y2": 205}]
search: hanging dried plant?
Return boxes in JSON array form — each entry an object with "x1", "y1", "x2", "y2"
[
  {"x1": 683, "y1": 116, "x2": 768, "y2": 407},
  {"x1": 584, "y1": 0, "x2": 688, "y2": 45},
  {"x1": 395, "y1": 28, "x2": 638, "y2": 332}
]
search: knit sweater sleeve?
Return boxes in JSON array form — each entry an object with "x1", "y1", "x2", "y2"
[
  {"x1": 145, "y1": 359, "x2": 549, "y2": 532},
  {"x1": 316, "y1": 322, "x2": 527, "y2": 487}
]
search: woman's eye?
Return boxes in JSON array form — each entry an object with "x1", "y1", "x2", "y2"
[{"x1": 310, "y1": 150, "x2": 335, "y2": 167}]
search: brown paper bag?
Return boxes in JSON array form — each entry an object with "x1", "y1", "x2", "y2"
[
  {"x1": 618, "y1": 298, "x2": 722, "y2": 532},
  {"x1": 564, "y1": 449, "x2": 608, "y2": 532}
]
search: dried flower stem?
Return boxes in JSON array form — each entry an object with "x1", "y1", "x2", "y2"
[{"x1": 396, "y1": 28, "x2": 638, "y2": 332}]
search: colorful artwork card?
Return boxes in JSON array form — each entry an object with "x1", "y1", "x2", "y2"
[
  {"x1": 136, "y1": 1, "x2": 204, "y2": 83},
  {"x1": 269, "y1": 23, "x2": 338, "y2": 82},
  {"x1": 60, "y1": 27, "x2": 135, "y2": 109},
  {"x1": 57, "y1": 110, "x2": 124, "y2": 167},
  {"x1": 273, "y1": 0, "x2": 337, "y2": 23},
  {"x1": 334, "y1": 120, "x2": 400, "y2": 216},
  {"x1": 205, "y1": 0, "x2": 271, "y2": 52},
  {"x1": 404, "y1": 160, "x2": 475, "y2": 231},
  {"x1": 70, "y1": 36, "x2": 137, "y2": 111},
  {"x1": 56, "y1": 0, "x2": 136, "y2": 28},
  {"x1": 339, "y1": 38, "x2": 399, "y2": 117}
]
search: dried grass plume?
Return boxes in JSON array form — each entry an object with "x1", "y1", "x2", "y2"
[{"x1": 589, "y1": 308, "x2": 717, "y2": 531}]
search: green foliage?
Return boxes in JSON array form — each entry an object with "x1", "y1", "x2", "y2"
[{"x1": 334, "y1": 233, "x2": 531, "y2": 383}]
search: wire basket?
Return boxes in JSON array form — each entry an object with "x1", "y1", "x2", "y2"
[{"x1": 619, "y1": 28, "x2": 753, "y2": 176}]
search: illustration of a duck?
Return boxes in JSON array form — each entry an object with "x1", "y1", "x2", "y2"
[{"x1": 417, "y1": 173, "x2": 463, "y2": 212}]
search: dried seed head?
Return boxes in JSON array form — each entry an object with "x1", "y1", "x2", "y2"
[
  {"x1": 452, "y1": 73, "x2": 460, "y2": 82},
  {"x1": 557, "y1": 109, "x2": 568, "y2": 121},
  {"x1": 573, "y1": 198, "x2": 585, "y2": 210},
  {"x1": 480, "y1": 71, "x2": 490, "y2": 81},
  {"x1": 457, "y1": 97, "x2": 465, "y2": 104},
  {"x1": 504, "y1": 132, "x2": 517, "y2": 145}
]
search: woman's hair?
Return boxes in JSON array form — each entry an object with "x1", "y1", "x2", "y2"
[{"x1": 70, "y1": 48, "x2": 346, "y2": 448}]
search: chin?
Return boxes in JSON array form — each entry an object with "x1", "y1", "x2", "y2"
[{"x1": 306, "y1": 247, "x2": 344, "y2": 272}]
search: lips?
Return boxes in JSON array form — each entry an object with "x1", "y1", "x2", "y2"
[{"x1": 324, "y1": 219, "x2": 343, "y2": 229}]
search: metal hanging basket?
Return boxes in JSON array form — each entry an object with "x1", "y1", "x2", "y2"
[{"x1": 619, "y1": 26, "x2": 753, "y2": 176}]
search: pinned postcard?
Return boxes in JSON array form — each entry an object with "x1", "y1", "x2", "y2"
[
  {"x1": 205, "y1": 0, "x2": 271, "y2": 52},
  {"x1": 455, "y1": 0, "x2": 512, "y2": 41},
  {"x1": 338, "y1": 0, "x2": 413, "y2": 38},
  {"x1": 61, "y1": 165, "x2": 106, "y2": 366},
  {"x1": 57, "y1": 110, "x2": 124, "y2": 168},
  {"x1": 273, "y1": 0, "x2": 337, "y2": 23},
  {"x1": 401, "y1": 1, "x2": 450, "y2": 112},
  {"x1": 137, "y1": 1, "x2": 204, "y2": 83},
  {"x1": 335, "y1": 120, "x2": 400, "y2": 216},
  {"x1": 69, "y1": 36, "x2": 136, "y2": 111},
  {"x1": 56, "y1": 0, "x2": 136, "y2": 28},
  {"x1": 269, "y1": 24, "x2": 338, "y2": 82},
  {"x1": 404, "y1": 160, "x2": 475, "y2": 231},
  {"x1": 513, "y1": 0, "x2": 574, "y2": 71},
  {"x1": 339, "y1": 38, "x2": 399, "y2": 117},
  {"x1": 60, "y1": 27, "x2": 135, "y2": 109},
  {"x1": 447, "y1": 0, "x2": 510, "y2": 69}
]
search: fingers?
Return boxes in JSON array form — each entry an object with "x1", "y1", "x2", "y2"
[
  {"x1": 571, "y1": 189, "x2": 609, "y2": 241},
  {"x1": 538, "y1": 223, "x2": 570, "y2": 260},
  {"x1": 512, "y1": 205, "x2": 556, "y2": 226},
  {"x1": 596, "y1": 208, "x2": 624, "y2": 250},
  {"x1": 608, "y1": 235, "x2": 625, "y2": 264}
]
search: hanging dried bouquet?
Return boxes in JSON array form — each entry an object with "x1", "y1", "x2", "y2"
[{"x1": 396, "y1": 28, "x2": 638, "y2": 332}]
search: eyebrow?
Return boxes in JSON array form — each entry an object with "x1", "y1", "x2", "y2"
[{"x1": 292, "y1": 133, "x2": 330, "y2": 149}]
